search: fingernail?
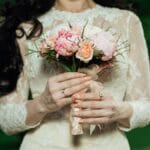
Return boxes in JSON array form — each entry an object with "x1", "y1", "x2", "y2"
[
  {"x1": 72, "y1": 96, "x2": 76, "y2": 101},
  {"x1": 79, "y1": 73, "x2": 87, "y2": 77},
  {"x1": 72, "y1": 112, "x2": 77, "y2": 116},
  {"x1": 73, "y1": 104, "x2": 79, "y2": 108},
  {"x1": 71, "y1": 104, "x2": 78, "y2": 107},
  {"x1": 71, "y1": 104, "x2": 75, "y2": 108},
  {"x1": 85, "y1": 81, "x2": 91, "y2": 85},
  {"x1": 79, "y1": 119, "x2": 83, "y2": 123},
  {"x1": 75, "y1": 100, "x2": 81, "y2": 103},
  {"x1": 73, "y1": 93, "x2": 79, "y2": 97},
  {"x1": 74, "y1": 95, "x2": 79, "y2": 99},
  {"x1": 84, "y1": 76, "x2": 91, "y2": 80}
]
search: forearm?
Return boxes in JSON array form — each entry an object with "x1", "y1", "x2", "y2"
[
  {"x1": 117, "y1": 101, "x2": 133, "y2": 128},
  {"x1": 25, "y1": 95, "x2": 48, "y2": 126},
  {"x1": 118, "y1": 99, "x2": 150, "y2": 131},
  {"x1": 0, "y1": 94, "x2": 48, "y2": 135}
]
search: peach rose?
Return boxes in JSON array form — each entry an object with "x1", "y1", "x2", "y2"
[
  {"x1": 46, "y1": 36, "x2": 57, "y2": 49},
  {"x1": 76, "y1": 40, "x2": 94, "y2": 63}
]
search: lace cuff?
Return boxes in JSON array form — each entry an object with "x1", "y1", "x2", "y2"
[
  {"x1": 117, "y1": 98, "x2": 150, "y2": 132},
  {"x1": 0, "y1": 101, "x2": 40, "y2": 135}
]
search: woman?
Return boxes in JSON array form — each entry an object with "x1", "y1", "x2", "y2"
[{"x1": 0, "y1": 0, "x2": 150, "y2": 149}]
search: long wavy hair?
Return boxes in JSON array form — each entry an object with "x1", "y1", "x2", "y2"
[{"x1": 0, "y1": 0, "x2": 128, "y2": 96}]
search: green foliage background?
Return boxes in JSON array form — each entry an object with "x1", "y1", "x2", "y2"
[{"x1": 0, "y1": 0, "x2": 149, "y2": 150}]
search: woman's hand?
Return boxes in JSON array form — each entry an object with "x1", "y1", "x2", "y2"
[
  {"x1": 72, "y1": 82, "x2": 133, "y2": 127},
  {"x1": 37, "y1": 72, "x2": 91, "y2": 114}
]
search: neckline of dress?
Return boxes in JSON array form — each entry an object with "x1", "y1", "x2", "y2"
[{"x1": 51, "y1": 4, "x2": 100, "y2": 16}]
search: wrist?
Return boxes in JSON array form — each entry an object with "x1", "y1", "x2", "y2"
[
  {"x1": 122, "y1": 102, "x2": 133, "y2": 119},
  {"x1": 34, "y1": 94, "x2": 50, "y2": 115},
  {"x1": 25, "y1": 97, "x2": 48, "y2": 127},
  {"x1": 117, "y1": 102, "x2": 133, "y2": 128}
]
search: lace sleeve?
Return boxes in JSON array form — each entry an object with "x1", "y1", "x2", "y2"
[
  {"x1": 118, "y1": 12, "x2": 150, "y2": 131},
  {"x1": 0, "y1": 37, "x2": 40, "y2": 135}
]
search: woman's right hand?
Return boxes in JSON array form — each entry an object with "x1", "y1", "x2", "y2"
[{"x1": 37, "y1": 72, "x2": 91, "y2": 114}]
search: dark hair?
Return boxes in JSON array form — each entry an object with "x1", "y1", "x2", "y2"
[{"x1": 0, "y1": 0, "x2": 128, "y2": 96}]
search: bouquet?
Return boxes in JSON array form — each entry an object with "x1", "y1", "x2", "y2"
[
  {"x1": 39, "y1": 23, "x2": 117, "y2": 71},
  {"x1": 28, "y1": 22, "x2": 129, "y2": 135}
]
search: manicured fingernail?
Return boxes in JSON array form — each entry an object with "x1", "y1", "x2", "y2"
[
  {"x1": 72, "y1": 112, "x2": 77, "y2": 116},
  {"x1": 72, "y1": 97, "x2": 76, "y2": 101},
  {"x1": 86, "y1": 81, "x2": 91, "y2": 84},
  {"x1": 71, "y1": 104, "x2": 78, "y2": 108},
  {"x1": 74, "y1": 93, "x2": 79, "y2": 97},
  {"x1": 79, "y1": 119, "x2": 83, "y2": 123},
  {"x1": 79, "y1": 73, "x2": 87, "y2": 76},
  {"x1": 84, "y1": 76, "x2": 91, "y2": 80},
  {"x1": 71, "y1": 104, "x2": 75, "y2": 107},
  {"x1": 75, "y1": 95, "x2": 80, "y2": 99},
  {"x1": 75, "y1": 100, "x2": 81, "y2": 103},
  {"x1": 73, "y1": 104, "x2": 79, "y2": 108}
]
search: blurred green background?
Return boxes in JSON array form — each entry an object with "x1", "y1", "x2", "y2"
[{"x1": 0, "y1": 0, "x2": 150, "y2": 150}]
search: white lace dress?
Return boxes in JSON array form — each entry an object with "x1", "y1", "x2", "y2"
[{"x1": 0, "y1": 4, "x2": 150, "y2": 150}]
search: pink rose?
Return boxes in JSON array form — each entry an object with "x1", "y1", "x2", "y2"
[
  {"x1": 90, "y1": 31, "x2": 117, "y2": 61},
  {"x1": 54, "y1": 29, "x2": 80, "y2": 57}
]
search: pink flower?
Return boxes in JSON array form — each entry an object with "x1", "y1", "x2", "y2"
[
  {"x1": 90, "y1": 31, "x2": 117, "y2": 61},
  {"x1": 54, "y1": 29, "x2": 80, "y2": 56}
]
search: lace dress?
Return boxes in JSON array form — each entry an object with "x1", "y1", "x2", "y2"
[{"x1": 0, "y1": 4, "x2": 150, "y2": 150}]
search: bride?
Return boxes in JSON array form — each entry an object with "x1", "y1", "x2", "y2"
[{"x1": 0, "y1": 0, "x2": 150, "y2": 150}]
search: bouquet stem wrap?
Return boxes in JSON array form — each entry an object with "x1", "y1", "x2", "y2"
[{"x1": 70, "y1": 64, "x2": 110, "y2": 135}]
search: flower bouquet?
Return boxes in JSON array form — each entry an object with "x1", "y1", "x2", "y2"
[{"x1": 29, "y1": 22, "x2": 129, "y2": 135}]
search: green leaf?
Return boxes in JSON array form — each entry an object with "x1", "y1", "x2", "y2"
[
  {"x1": 93, "y1": 50, "x2": 104, "y2": 56},
  {"x1": 59, "y1": 63, "x2": 72, "y2": 72}
]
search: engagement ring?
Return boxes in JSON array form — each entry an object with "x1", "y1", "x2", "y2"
[
  {"x1": 99, "y1": 91, "x2": 103, "y2": 100},
  {"x1": 62, "y1": 90, "x2": 66, "y2": 97}
]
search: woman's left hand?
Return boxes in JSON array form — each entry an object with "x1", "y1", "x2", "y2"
[{"x1": 72, "y1": 82, "x2": 133, "y2": 126}]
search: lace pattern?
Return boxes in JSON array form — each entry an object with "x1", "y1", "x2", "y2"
[{"x1": 0, "y1": 101, "x2": 40, "y2": 135}]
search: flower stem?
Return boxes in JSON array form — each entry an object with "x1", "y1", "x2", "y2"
[{"x1": 72, "y1": 55, "x2": 77, "y2": 72}]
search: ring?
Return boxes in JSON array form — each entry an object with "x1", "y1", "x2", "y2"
[
  {"x1": 62, "y1": 90, "x2": 66, "y2": 97},
  {"x1": 99, "y1": 91, "x2": 103, "y2": 100}
]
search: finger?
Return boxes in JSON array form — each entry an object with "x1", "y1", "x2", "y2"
[
  {"x1": 64, "y1": 80, "x2": 91, "y2": 96},
  {"x1": 51, "y1": 89, "x2": 66, "y2": 100},
  {"x1": 52, "y1": 72, "x2": 87, "y2": 82},
  {"x1": 72, "y1": 92, "x2": 100, "y2": 100},
  {"x1": 72, "y1": 101, "x2": 102, "y2": 108},
  {"x1": 79, "y1": 117, "x2": 110, "y2": 124},
  {"x1": 56, "y1": 97, "x2": 72, "y2": 107},
  {"x1": 48, "y1": 98, "x2": 72, "y2": 112},
  {"x1": 72, "y1": 88, "x2": 88, "y2": 102},
  {"x1": 73, "y1": 109, "x2": 113, "y2": 118},
  {"x1": 73, "y1": 94, "x2": 114, "y2": 102},
  {"x1": 54, "y1": 76, "x2": 91, "y2": 91},
  {"x1": 73, "y1": 100, "x2": 115, "y2": 109},
  {"x1": 75, "y1": 88, "x2": 88, "y2": 94}
]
